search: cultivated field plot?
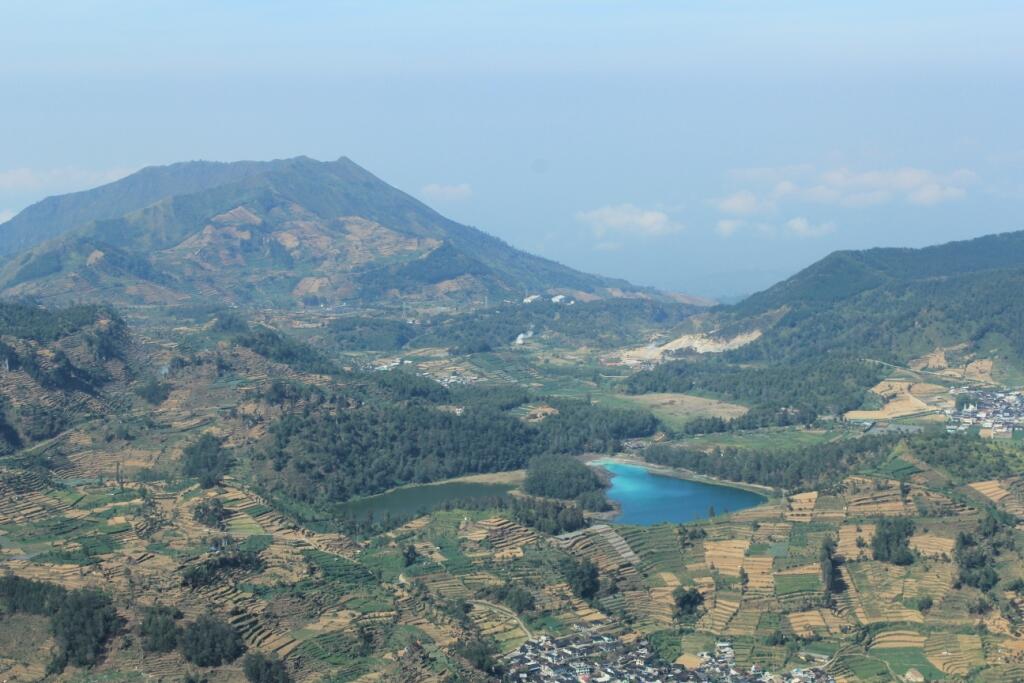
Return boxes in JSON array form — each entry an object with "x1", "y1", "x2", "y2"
[
  {"x1": 615, "y1": 392, "x2": 748, "y2": 428},
  {"x1": 783, "y1": 492, "x2": 818, "y2": 523},
  {"x1": 845, "y1": 380, "x2": 943, "y2": 421},
  {"x1": 787, "y1": 608, "x2": 846, "y2": 638},
  {"x1": 843, "y1": 476, "x2": 913, "y2": 517},
  {"x1": 674, "y1": 427, "x2": 840, "y2": 452},
  {"x1": 836, "y1": 523, "x2": 874, "y2": 561},
  {"x1": 925, "y1": 633, "x2": 985, "y2": 678},
  {"x1": 909, "y1": 532, "x2": 955, "y2": 558},
  {"x1": 703, "y1": 539, "x2": 749, "y2": 577}
]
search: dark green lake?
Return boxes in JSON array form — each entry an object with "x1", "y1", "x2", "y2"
[
  {"x1": 338, "y1": 481, "x2": 514, "y2": 521},
  {"x1": 599, "y1": 462, "x2": 765, "y2": 525}
]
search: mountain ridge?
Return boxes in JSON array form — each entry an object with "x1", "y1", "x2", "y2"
[
  {"x1": 709, "y1": 229, "x2": 1024, "y2": 381},
  {"x1": 0, "y1": 156, "x2": 678, "y2": 306},
  {"x1": 731, "y1": 229, "x2": 1024, "y2": 316}
]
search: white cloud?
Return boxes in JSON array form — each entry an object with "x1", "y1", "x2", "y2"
[
  {"x1": 576, "y1": 203, "x2": 681, "y2": 238},
  {"x1": 0, "y1": 166, "x2": 130, "y2": 193},
  {"x1": 715, "y1": 219, "x2": 742, "y2": 237},
  {"x1": 785, "y1": 217, "x2": 836, "y2": 238},
  {"x1": 420, "y1": 182, "x2": 473, "y2": 201},
  {"x1": 715, "y1": 190, "x2": 764, "y2": 215},
  {"x1": 0, "y1": 209, "x2": 15, "y2": 224},
  {"x1": 908, "y1": 183, "x2": 966, "y2": 205},
  {"x1": 716, "y1": 165, "x2": 975, "y2": 214},
  {"x1": 811, "y1": 167, "x2": 974, "y2": 207}
]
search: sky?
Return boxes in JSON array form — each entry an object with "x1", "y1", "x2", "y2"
[{"x1": 1, "y1": 1, "x2": 1022, "y2": 299}]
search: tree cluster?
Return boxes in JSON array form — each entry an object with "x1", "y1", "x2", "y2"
[
  {"x1": 181, "y1": 549, "x2": 263, "y2": 589},
  {"x1": 672, "y1": 586, "x2": 704, "y2": 620},
  {"x1": 560, "y1": 557, "x2": 600, "y2": 600},
  {"x1": 141, "y1": 605, "x2": 183, "y2": 653},
  {"x1": 135, "y1": 377, "x2": 172, "y2": 405},
  {"x1": 523, "y1": 455, "x2": 604, "y2": 500},
  {"x1": 179, "y1": 614, "x2": 246, "y2": 666},
  {"x1": 871, "y1": 517, "x2": 915, "y2": 565},
  {"x1": 193, "y1": 498, "x2": 229, "y2": 530},
  {"x1": 955, "y1": 510, "x2": 1015, "y2": 592},
  {"x1": 182, "y1": 433, "x2": 231, "y2": 488},
  {"x1": 0, "y1": 575, "x2": 121, "y2": 673},
  {"x1": 643, "y1": 436, "x2": 895, "y2": 491},
  {"x1": 243, "y1": 652, "x2": 292, "y2": 683},
  {"x1": 234, "y1": 327, "x2": 338, "y2": 375},
  {"x1": 626, "y1": 357, "x2": 883, "y2": 423},
  {"x1": 477, "y1": 582, "x2": 536, "y2": 614}
]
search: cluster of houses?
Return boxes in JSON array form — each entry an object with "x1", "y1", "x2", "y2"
[
  {"x1": 503, "y1": 630, "x2": 835, "y2": 682},
  {"x1": 947, "y1": 388, "x2": 1024, "y2": 438},
  {"x1": 503, "y1": 631, "x2": 688, "y2": 682}
]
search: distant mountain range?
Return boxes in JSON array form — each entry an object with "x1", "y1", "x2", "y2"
[
  {"x1": 0, "y1": 156, "x2": 678, "y2": 306},
  {"x1": 3, "y1": 156, "x2": 1021, "y2": 380}
]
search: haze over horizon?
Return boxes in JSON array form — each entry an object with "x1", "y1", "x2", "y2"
[{"x1": 2, "y1": 1, "x2": 1022, "y2": 298}]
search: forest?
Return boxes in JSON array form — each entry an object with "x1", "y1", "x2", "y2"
[
  {"x1": 905, "y1": 431, "x2": 1024, "y2": 483},
  {"x1": 522, "y1": 454, "x2": 605, "y2": 499},
  {"x1": 0, "y1": 301, "x2": 120, "y2": 341},
  {"x1": 234, "y1": 326, "x2": 339, "y2": 375},
  {"x1": 625, "y1": 357, "x2": 883, "y2": 423},
  {"x1": 253, "y1": 379, "x2": 655, "y2": 509},
  {"x1": 642, "y1": 436, "x2": 897, "y2": 491},
  {"x1": 725, "y1": 265, "x2": 1024, "y2": 366}
]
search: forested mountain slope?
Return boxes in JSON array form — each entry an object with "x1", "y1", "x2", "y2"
[{"x1": 713, "y1": 230, "x2": 1024, "y2": 368}]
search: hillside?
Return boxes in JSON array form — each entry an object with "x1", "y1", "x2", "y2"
[
  {"x1": 731, "y1": 230, "x2": 1024, "y2": 318},
  {"x1": 0, "y1": 302, "x2": 132, "y2": 456},
  {"x1": 0, "y1": 156, "x2": 657, "y2": 306},
  {"x1": 708, "y1": 231, "x2": 1024, "y2": 374},
  {"x1": 624, "y1": 231, "x2": 1024, "y2": 425}
]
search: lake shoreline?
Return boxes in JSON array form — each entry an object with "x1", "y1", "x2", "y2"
[
  {"x1": 340, "y1": 469, "x2": 526, "y2": 506},
  {"x1": 587, "y1": 457, "x2": 769, "y2": 525},
  {"x1": 584, "y1": 453, "x2": 778, "y2": 498}
]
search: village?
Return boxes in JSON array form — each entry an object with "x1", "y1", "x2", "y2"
[
  {"x1": 946, "y1": 388, "x2": 1024, "y2": 438},
  {"x1": 503, "y1": 627, "x2": 836, "y2": 683}
]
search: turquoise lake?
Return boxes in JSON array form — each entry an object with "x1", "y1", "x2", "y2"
[{"x1": 598, "y1": 462, "x2": 766, "y2": 525}]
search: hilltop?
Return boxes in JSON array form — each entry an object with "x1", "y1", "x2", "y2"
[
  {"x1": 623, "y1": 231, "x2": 1024, "y2": 387},
  {"x1": 0, "y1": 156, "x2": 669, "y2": 307}
]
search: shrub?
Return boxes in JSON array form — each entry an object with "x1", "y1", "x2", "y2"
[
  {"x1": 135, "y1": 377, "x2": 172, "y2": 405},
  {"x1": 673, "y1": 586, "x2": 704, "y2": 619}
]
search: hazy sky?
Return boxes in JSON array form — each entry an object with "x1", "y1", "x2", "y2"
[{"x1": 2, "y1": 1, "x2": 1022, "y2": 298}]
